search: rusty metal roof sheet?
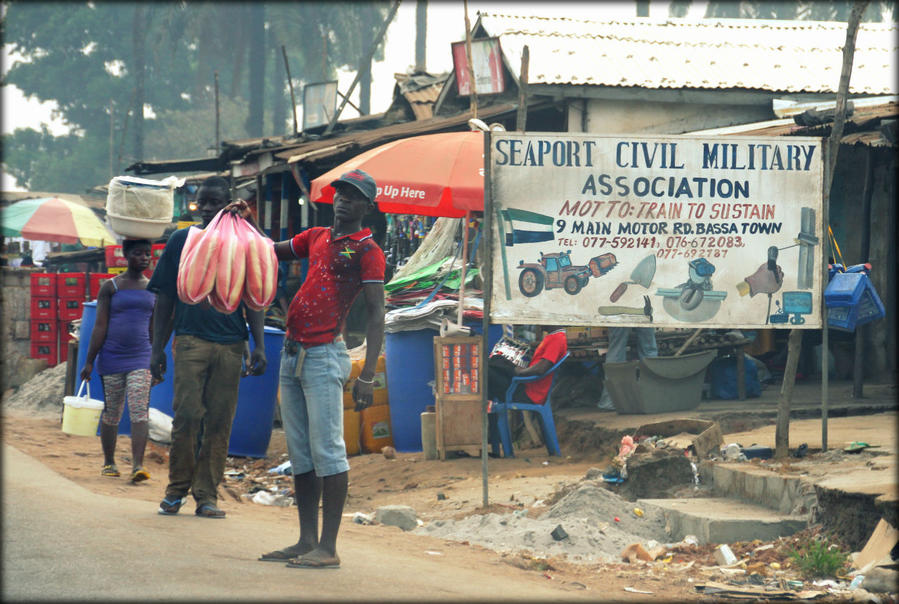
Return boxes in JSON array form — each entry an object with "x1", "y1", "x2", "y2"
[
  {"x1": 476, "y1": 13, "x2": 898, "y2": 95},
  {"x1": 688, "y1": 100, "x2": 898, "y2": 146}
]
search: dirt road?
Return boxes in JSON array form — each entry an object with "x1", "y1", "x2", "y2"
[{"x1": 2, "y1": 410, "x2": 701, "y2": 601}]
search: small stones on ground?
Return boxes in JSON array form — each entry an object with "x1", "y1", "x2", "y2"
[{"x1": 381, "y1": 446, "x2": 396, "y2": 459}]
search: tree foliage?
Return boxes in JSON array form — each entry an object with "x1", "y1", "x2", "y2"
[{"x1": 2, "y1": 1, "x2": 392, "y2": 193}]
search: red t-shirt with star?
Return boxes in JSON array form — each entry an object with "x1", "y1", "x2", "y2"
[
  {"x1": 286, "y1": 226, "x2": 385, "y2": 346},
  {"x1": 524, "y1": 329, "x2": 568, "y2": 404}
]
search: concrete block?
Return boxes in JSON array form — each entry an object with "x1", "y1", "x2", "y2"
[
  {"x1": 743, "y1": 472, "x2": 767, "y2": 503},
  {"x1": 765, "y1": 474, "x2": 786, "y2": 506},
  {"x1": 638, "y1": 497, "x2": 808, "y2": 545}
]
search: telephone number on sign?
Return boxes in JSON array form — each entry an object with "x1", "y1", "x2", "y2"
[
  {"x1": 577, "y1": 235, "x2": 746, "y2": 250},
  {"x1": 657, "y1": 248, "x2": 730, "y2": 259}
]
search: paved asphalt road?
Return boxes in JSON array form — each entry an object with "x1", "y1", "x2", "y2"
[{"x1": 2, "y1": 444, "x2": 593, "y2": 602}]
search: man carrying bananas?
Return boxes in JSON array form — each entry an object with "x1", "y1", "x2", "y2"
[
  {"x1": 242, "y1": 169, "x2": 385, "y2": 569},
  {"x1": 149, "y1": 175, "x2": 268, "y2": 519}
]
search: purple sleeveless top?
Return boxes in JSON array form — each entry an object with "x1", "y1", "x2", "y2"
[{"x1": 96, "y1": 285, "x2": 156, "y2": 376}]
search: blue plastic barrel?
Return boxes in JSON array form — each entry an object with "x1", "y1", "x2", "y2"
[
  {"x1": 385, "y1": 322, "x2": 501, "y2": 452},
  {"x1": 79, "y1": 301, "x2": 283, "y2": 457}
]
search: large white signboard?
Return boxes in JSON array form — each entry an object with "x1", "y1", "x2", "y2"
[{"x1": 488, "y1": 133, "x2": 824, "y2": 328}]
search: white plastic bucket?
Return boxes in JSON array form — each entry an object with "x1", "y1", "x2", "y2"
[{"x1": 62, "y1": 381, "x2": 104, "y2": 437}]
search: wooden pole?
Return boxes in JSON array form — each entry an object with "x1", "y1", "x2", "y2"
[
  {"x1": 463, "y1": 0, "x2": 478, "y2": 119},
  {"x1": 324, "y1": 0, "x2": 400, "y2": 136},
  {"x1": 516, "y1": 45, "x2": 529, "y2": 132},
  {"x1": 853, "y1": 147, "x2": 874, "y2": 398},
  {"x1": 281, "y1": 46, "x2": 299, "y2": 135},
  {"x1": 481, "y1": 131, "x2": 493, "y2": 507},
  {"x1": 674, "y1": 328, "x2": 703, "y2": 357}
]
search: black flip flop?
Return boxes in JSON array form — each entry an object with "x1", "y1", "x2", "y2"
[{"x1": 259, "y1": 544, "x2": 311, "y2": 562}]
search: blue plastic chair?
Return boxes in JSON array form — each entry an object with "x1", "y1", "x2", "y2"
[{"x1": 488, "y1": 352, "x2": 569, "y2": 457}]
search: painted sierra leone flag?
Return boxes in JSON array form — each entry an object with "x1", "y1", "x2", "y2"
[{"x1": 499, "y1": 208, "x2": 554, "y2": 246}]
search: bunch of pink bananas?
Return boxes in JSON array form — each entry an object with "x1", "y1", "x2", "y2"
[{"x1": 176, "y1": 210, "x2": 278, "y2": 313}]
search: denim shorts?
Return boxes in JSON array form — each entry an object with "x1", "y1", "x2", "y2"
[{"x1": 279, "y1": 338, "x2": 352, "y2": 477}]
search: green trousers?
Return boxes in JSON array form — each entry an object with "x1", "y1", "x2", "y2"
[{"x1": 165, "y1": 335, "x2": 244, "y2": 506}]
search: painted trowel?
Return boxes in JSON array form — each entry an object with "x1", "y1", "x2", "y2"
[{"x1": 609, "y1": 254, "x2": 656, "y2": 302}]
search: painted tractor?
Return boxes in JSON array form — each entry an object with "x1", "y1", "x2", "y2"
[{"x1": 517, "y1": 250, "x2": 592, "y2": 297}]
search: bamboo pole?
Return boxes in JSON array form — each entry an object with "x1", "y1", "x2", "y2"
[
  {"x1": 281, "y1": 46, "x2": 299, "y2": 136},
  {"x1": 463, "y1": 0, "x2": 478, "y2": 119},
  {"x1": 324, "y1": 0, "x2": 400, "y2": 136}
]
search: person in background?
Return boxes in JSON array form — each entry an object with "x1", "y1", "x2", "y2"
[
  {"x1": 148, "y1": 175, "x2": 267, "y2": 519},
  {"x1": 597, "y1": 327, "x2": 658, "y2": 409},
  {"x1": 79, "y1": 238, "x2": 156, "y2": 483},
  {"x1": 253, "y1": 169, "x2": 385, "y2": 569},
  {"x1": 487, "y1": 326, "x2": 568, "y2": 405}
]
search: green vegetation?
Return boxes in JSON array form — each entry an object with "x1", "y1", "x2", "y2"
[{"x1": 788, "y1": 536, "x2": 850, "y2": 579}]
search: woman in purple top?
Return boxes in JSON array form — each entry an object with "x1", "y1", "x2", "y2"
[{"x1": 80, "y1": 238, "x2": 156, "y2": 483}]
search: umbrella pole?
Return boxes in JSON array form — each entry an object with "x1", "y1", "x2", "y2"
[{"x1": 457, "y1": 212, "x2": 470, "y2": 326}]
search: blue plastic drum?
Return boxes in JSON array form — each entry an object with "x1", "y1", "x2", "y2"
[{"x1": 79, "y1": 301, "x2": 283, "y2": 457}]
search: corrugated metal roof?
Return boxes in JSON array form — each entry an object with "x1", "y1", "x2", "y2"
[{"x1": 477, "y1": 13, "x2": 897, "y2": 95}]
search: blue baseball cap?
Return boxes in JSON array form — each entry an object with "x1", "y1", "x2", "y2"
[{"x1": 331, "y1": 169, "x2": 377, "y2": 204}]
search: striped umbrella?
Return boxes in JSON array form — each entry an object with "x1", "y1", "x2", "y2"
[{"x1": 2, "y1": 197, "x2": 117, "y2": 247}]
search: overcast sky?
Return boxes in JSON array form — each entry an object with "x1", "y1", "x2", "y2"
[{"x1": 1, "y1": 1, "x2": 704, "y2": 191}]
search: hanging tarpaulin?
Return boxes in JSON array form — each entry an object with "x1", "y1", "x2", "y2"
[{"x1": 487, "y1": 133, "x2": 825, "y2": 328}]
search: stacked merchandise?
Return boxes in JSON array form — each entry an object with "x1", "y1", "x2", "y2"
[
  {"x1": 343, "y1": 355, "x2": 391, "y2": 454},
  {"x1": 29, "y1": 272, "x2": 86, "y2": 366}
]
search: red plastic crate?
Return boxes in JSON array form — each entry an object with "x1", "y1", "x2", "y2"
[
  {"x1": 30, "y1": 296, "x2": 56, "y2": 320},
  {"x1": 30, "y1": 273, "x2": 56, "y2": 296},
  {"x1": 58, "y1": 297, "x2": 84, "y2": 321},
  {"x1": 30, "y1": 319, "x2": 57, "y2": 343},
  {"x1": 56, "y1": 272, "x2": 87, "y2": 298},
  {"x1": 89, "y1": 273, "x2": 116, "y2": 299},
  {"x1": 105, "y1": 245, "x2": 128, "y2": 270},
  {"x1": 30, "y1": 341, "x2": 58, "y2": 367}
]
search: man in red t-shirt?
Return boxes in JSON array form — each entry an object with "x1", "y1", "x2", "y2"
[
  {"x1": 488, "y1": 326, "x2": 568, "y2": 404},
  {"x1": 258, "y1": 169, "x2": 385, "y2": 570}
]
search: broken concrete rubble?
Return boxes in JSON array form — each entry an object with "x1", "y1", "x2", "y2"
[{"x1": 375, "y1": 505, "x2": 419, "y2": 531}]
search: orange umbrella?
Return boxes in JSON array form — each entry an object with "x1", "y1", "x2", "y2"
[{"x1": 309, "y1": 131, "x2": 484, "y2": 218}]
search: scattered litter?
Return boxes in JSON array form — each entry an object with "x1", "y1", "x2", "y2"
[
  {"x1": 849, "y1": 575, "x2": 865, "y2": 590},
  {"x1": 714, "y1": 544, "x2": 738, "y2": 566},
  {"x1": 551, "y1": 525, "x2": 569, "y2": 541},
  {"x1": 632, "y1": 507, "x2": 644, "y2": 518},
  {"x1": 624, "y1": 587, "x2": 653, "y2": 594},
  {"x1": 250, "y1": 490, "x2": 292, "y2": 506},
  {"x1": 425, "y1": 550, "x2": 443, "y2": 556},
  {"x1": 681, "y1": 535, "x2": 699, "y2": 546},
  {"x1": 436, "y1": 492, "x2": 447, "y2": 501},
  {"x1": 542, "y1": 461, "x2": 549, "y2": 466},
  {"x1": 267, "y1": 460, "x2": 292, "y2": 475},
  {"x1": 769, "y1": 562, "x2": 781, "y2": 570},
  {"x1": 613, "y1": 516, "x2": 620, "y2": 523},
  {"x1": 753, "y1": 543, "x2": 775, "y2": 553},
  {"x1": 352, "y1": 512, "x2": 374, "y2": 525}
]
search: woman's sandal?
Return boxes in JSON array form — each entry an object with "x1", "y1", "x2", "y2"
[
  {"x1": 130, "y1": 467, "x2": 150, "y2": 483},
  {"x1": 101, "y1": 464, "x2": 120, "y2": 477}
]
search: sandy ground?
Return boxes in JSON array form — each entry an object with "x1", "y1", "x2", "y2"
[{"x1": 3, "y1": 365, "x2": 897, "y2": 600}]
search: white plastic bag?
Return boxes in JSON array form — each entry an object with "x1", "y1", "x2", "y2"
[{"x1": 148, "y1": 407, "x2": 173, "y2": 444}]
